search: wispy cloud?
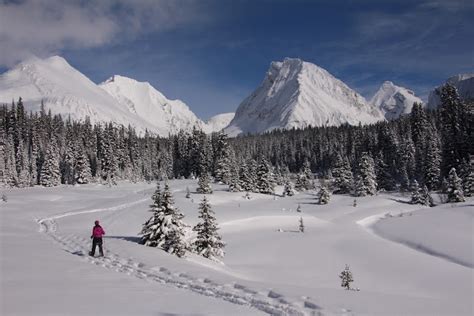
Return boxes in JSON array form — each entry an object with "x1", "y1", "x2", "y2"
[{"x1": 0, "y1": 0, "x2": 208, "y2": 66}]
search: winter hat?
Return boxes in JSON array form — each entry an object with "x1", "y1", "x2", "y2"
[{"x1": 95, "y1": 220, "x2": 99, "y2": 225}]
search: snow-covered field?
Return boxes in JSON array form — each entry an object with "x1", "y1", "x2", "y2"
[{"x1": 1, "y1": 180, "x2": 472, "y2": 315}]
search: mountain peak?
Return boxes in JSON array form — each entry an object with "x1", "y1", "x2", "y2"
[
  {"x1": 0, "y1": 55, "x2": 208, "y2": 136},
  {"x1": 370, "y1": 81, "x2": 422, "y2": 120},
  {"x1": 224, "y1": 58, "x2": 383, "y2": 136}
]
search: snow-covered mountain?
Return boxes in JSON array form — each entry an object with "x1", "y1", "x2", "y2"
[
  {"x1": 0, "y1": 56, "x2": 207, "y2": 136},
  {"x1": 205, "y1": 112, "x2": 235, "y2": 133},
  {"x1": 428, "y1": 74, "x2": 474, "y2": 109},
  {"x1": 370, "y1": 81, "x2": 423, "y2": 120},
  {"x1": 99, "y1": 75, "x2": 206, "y2": 135},
  {"x1": 224, "y1": 58, "x2": 384, "y2": 136}
]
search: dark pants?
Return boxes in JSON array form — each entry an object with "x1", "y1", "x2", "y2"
[{"x1": 90, "y1": 237, "x2": 104, "y2": 256}]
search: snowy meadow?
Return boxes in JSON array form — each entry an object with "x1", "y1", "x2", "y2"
[{"x1": 1, "y1": 180, "x2": 472, "y2": 315}]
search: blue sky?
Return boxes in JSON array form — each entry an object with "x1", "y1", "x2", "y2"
[{"x1": 1, "y1": 0, "x2": 473, "y2": 119}]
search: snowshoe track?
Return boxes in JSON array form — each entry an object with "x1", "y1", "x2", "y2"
[{"x1": 37, "y1": 201, "x2": 319, "y2": 316}]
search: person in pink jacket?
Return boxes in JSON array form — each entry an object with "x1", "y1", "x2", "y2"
[{"x1": 89, "y1": 220, "x2": 105, "y2": 257}]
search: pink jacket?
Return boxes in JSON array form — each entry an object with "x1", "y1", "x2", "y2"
[{"x1": 92, "y1": 225, "x2": 105, "y2": 238}]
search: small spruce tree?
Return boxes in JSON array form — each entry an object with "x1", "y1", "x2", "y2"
[
  {"x1": 193, "y1": 196, "x2": 225, "y2": 260},
  {"x1": 299, "y1": 217, "x2": 304, "y2": 233},
  {"x1": 197, "y1": 172, "x2": 213, "y2": 194},
  {"x1": 318, "y1": 182, "x2": 331, "y2": 204},
  {"x1": 354, "y1": 153, "x2": 377, "y2": 196},
  {"x1": 446, "y1": 168, "x2": 465, "y2": 203},
  {"x1": 140, "y1": 183, "x2": 188, "y2": 257},
  {"x1": 339, "y1": 264, "x2": 354, "y2": 290},
  {"x1": 283, "y1": 179, "x2": 296, "y2": 197},
  {"x1": 410, "y1": 180, "x2": 424, "y2": 205},
  {"x1": 421, "y1": 185, "x2": 434, "y2": 207}
]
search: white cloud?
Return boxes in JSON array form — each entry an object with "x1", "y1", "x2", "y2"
[{"x1": 0, "y1": 0, "x2": 206, "y2": 66}]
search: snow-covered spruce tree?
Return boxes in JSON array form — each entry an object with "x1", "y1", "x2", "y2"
[
  {"x1": 463, "y1": 166, "x2": 474, "y2": 197},
  {"x1": 193, "y1": 196, "x2": 225, "y2": 260},
  {"x1": 295, "y1": 161, "x2": 312, "y2": 191},
  {"x1": 332, "y1": 155, "x2": 353, "y2": 194},
  {"x1": 140, "y1": 182, "x2": 162, "y2": 238},
  {"x1": 283, "y1": 179, "x2": 296, "y2": 196},
  {"x1": 228, "y1": 169, "x2": 242, "y2": 192},
  {"x1": 140, "y1": 183, "x2": 188, "y2": 257},
  {"x1": 446, "y1": 168, "x2": 465, "y2": 203},
  {"x1": 410, "y1": 180, "x2": 424, "y2": 205},
  {"x1": 197, "y1": 171, "x2": 213, "y2": 194},
  {"x1": 423, "y1": 132, "x2": 441, "y2": 191},
  {"x1": 439, "y1": 84, "x2": 470, "y2": 177},
  {"x1": 299, "y1": 217, "x2": 304, "y2": 233},
  {"x1": 0, "y1": 130, "x2": 5, "y2": 186},
  {"x1": 75, "y1": 150, "x2": 92, "y2": 184},
  {"x1": 15, "y1": 138, "x2": 30, "y2": 187},
  {"x1": 339, "y1": 264, "x2": 354, "y2": 290},
  {"x1": 354, "y1": 153, "x2": 377, "y2": 197},
  {"x1": 421, "y1": 185, "x2": 434, "y2": 207},
  {"x1": 4, "y1": 134, "x2": 17, "y2": 187},
  {"x1": 318, "y1": 182, "x2": 331, "y2": 204},
  {"x1": 459, "y1": 160, "x2": 473, "y2": 197},
  {"x1": 239, "y1": 161, "x2": 255, "y2": 192},
  {"x1": 213, "y1": 133, "x2": 233, "y2": 184},
  {"x1": 40, "y1": 138, "x2": 61, "y2": 187},
  {"x1": 256, "y1": 157, "x2": 275, "y2": 194}
]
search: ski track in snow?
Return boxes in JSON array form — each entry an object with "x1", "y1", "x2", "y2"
[{"x1": 36, "y1": 198, "x2": 323, "y2": 316}]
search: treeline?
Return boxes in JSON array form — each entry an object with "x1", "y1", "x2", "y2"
[{"x1": 0, "y1": 84, "x2": 472, "y2": 195}]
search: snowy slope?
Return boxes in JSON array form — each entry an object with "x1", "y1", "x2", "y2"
[
  {"x1": 205, "y1": 112, "x2": 235, "y2": 133},
  {"x1": 0, "y1": 56, "x2": 207, "y2": 136},
  {"x1": 370, "y1": 81, "x2": 423, "y2": 120},
  {"x1": 428, "y1": 73, "x2": 474, "y2": 109},
  {"x1": 1, "y1": 181, "x2": 472, "y2": 315},
  {"x1": 99, "y1": 75, "x2": 207, "y2": 135},
  {"x1": 224, "y1": 58, "x2": 384, "y2": 136}
]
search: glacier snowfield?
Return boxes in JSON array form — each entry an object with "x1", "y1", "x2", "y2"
[{"x1": 1, "y1": 180, "x2": 472, "y2": 315}]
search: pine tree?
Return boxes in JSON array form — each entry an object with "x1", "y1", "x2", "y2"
[
  {"x1": 295, "y1": 161, "x2": 312, "y2": 191},
  {"x1": 283, "y1": 179, "x2": 296, "y2": 196},
  {"x1": 239, "y1": 161, "x2": 255, "y2": 192},
  {"x1": 255, "y1": 157, "x2": 275, "y2": 194},
  {"x1": 193, "y1": 196, "x2": 225, "y2": 260},
  {"x1": 339, "y1": 265, "x2": 354, "y2": 290},
  {"x1": 421, "y1": 185, "x2": 434, "y2": 207},
  {"x1": 459, "y1": 159, "x2": 474, "y2": 197},
  {"x1": 40, "y1": 138, "x2": 61, "y2": 187},
  {"x1": 140, "y1": 183, "x2": 188, "y2": 257},
  {"x1": 318, "y1": 182, "x2": 331, "y2": 204},
  {"x1": 446, "y1": 168, "x2": 465, "y2": 203},
  {"x1": 423, "y1": 133, "x2": 441, "y2": 191},
  {"x1": 4, "y1": 134, "x2": 17, "y2": 187},
  {"x1": 462, "y1": 163, "x2": 473, "y2": 197},
  {"x1": 197, "y1": 171, "x2": 213, "y2": 194},
  {"x1": 214, "y1": 133, "x2": 232, "y2": 184},
  {"x1": 354, "y1": 153, "x2": 377, "y2": 196},
  {"x1": 228, "y1": 169, "x2": 242, "y2": 192},
  {"x1": 439, "y1": 84, "x2": 470, "y2": 177},
  {"x1": 332, "y1": 155, "x2": 353, "y2": 194},
  {"x1": 75, "y1": 150, "x2": 92, "y2": 184},
  {"x1": 410, "y1": 180, "x2": 424, "y2": 205}
]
